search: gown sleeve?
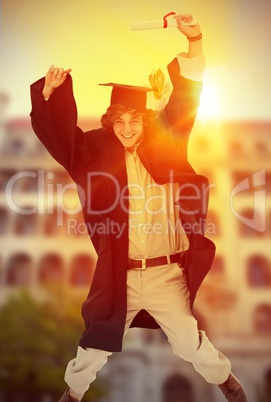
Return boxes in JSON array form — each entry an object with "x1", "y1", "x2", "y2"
[
  {"x1": 30, "y1": 75, "x2": 96, "y2": 179},
  {"x1": 158, "y1": 57, "x2": 203, "y2": 158}
]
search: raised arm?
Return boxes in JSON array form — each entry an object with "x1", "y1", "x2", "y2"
[
  {"x1": 174, "y1": 14, "x2": 203, "y2": 58},
  {"x1": 160, "y1": 14, "x2": 205, "y2": 157},
  {"x1": 42, "y1": 65, "x2": 72, "y2": 99},
  {"x1": 30, "y1": 66, "x2": 95, "y2": 179}
]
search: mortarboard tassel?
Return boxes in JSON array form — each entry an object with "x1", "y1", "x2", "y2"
[{"x1": 148, "y1": 68, "x2": 170, "y2": 100}]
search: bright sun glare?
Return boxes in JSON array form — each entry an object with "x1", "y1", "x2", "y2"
[
  {"x1": 198, "y1": 67, "x2": 222, "y2": 119},
  {"x1": 197, "y1": 77, "x2": 220, "y2": 120}
]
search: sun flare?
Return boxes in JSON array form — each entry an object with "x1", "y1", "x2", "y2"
[{"x1": 197, "y1": 77, "x2": 220, "y2": 120}]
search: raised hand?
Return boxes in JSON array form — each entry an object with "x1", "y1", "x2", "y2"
[
  {"x1": 174, "y1": 14, "x2": 201, "y2": 39},
  {"x1": 42, "y1": 65, "x2": 72, "y2": 99}
]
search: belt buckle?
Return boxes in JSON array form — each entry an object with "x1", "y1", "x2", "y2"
[{"x1": 137, "y1": 258, "x2": 147, "y2": 270}]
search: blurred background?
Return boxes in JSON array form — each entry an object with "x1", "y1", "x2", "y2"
[{"x1": 0, "y1": 0, "x2": 271, "y2": 401}]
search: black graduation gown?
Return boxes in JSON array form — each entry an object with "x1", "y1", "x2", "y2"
[{"x1": 30, "y1": 58, "x2": 215, "y2": 352}]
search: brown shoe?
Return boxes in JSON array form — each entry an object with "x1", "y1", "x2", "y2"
[
  {"x1": 58, "y1": 388, "x2": 80, "y2": 402},
  {"x1": 218, "y1": 373, "x2": 248, "y2": 401}
]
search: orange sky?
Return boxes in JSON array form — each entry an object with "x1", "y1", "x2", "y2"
[{"x1": 1, "y1": 0, "x2": 271, "y2": 121}]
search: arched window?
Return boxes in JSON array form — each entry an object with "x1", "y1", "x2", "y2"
[
  {"x1": 38, "y1": 253, "x2": 64, "y2": 285},
  {"x1": 5, "y1": 120, "x2": 34, "y2": 157},
  {"x1": 231, "y1": 171, "x2": 252, "y2": 191},
  {"x1": 65, "y1": 211, "x2": 86, "y2": 237},
  {"x1": 261, "y1": 366, "x2": 271, "y2": 399},
  {"x1": 7, "y1": 137, "x2": 26, "y2": 156},
  {"x1": 43, "y1": 210, "x2": 69, "y2": 236},
  {"x1": 247, "y1": 255, "x2": 271, "y2": 287},
  {"x1": 163, "y1": 374, "x2": 194, "y2": 402},
  {"x1": 210, "y1": 255, "x2": 225, "y2": 276},
  {"x1": 254, "y1": 304, "x2": 271, "y2": 334},
  {"x1": 69, "y1": 254, "x2": 95, "y2": 287},
  {"x1": 19, "y1": 171, "x2": 39, "y2": 193},
  {"x1": 254, "y1": 140, "x2": 270, "y2": 158},
  {"x1": 107, "y1": 351, "x2": 148, "y2": 401},
  {"x1": 13, "y1": 210, "x2": 38, "y2": 235},
  {"x1": 0, "y1": 207, "x2": 9, "y2": 235},
  {"x1": 238, "y1": 208, "x2": 264, "y2": 237},
  {"x1": 6, "y1": 253, "x2": 33, "y2": 286},
  {"x1": 0, "y1": 169, "x2": 17, "y2": 192},
  {"x1": 230, "y1": 141, "x2": 247, "y2": 159},
  {"x1": 206, "y1": 210, "x2": 220, "y2": 237},
  {"x1": 0, "y1": 255, "x2": 3, "y2": 284},
  {"x1": 142, "y1": 329, "x2": 156, "y2": 345}
]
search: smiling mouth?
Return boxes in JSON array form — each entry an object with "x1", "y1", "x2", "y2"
[{"x1": 121, "y1": 133, "x2": 135, "y2": 139}]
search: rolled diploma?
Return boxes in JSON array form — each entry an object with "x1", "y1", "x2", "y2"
[{"x1": 131, "y1": 18, "x2": 197, "y2": 31}]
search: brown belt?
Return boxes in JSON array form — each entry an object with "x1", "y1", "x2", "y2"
[{"x1": 128, "y1": 252, "x2": 185, "y2": 270}]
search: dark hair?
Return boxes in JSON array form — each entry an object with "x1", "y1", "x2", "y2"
[{"x1": 100, "y1": 104, "x2": 158, "y2": 131}]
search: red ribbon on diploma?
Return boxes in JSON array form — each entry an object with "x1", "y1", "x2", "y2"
[{"x1": 163, "y1": 12, "x2": 176, "y2": 28}]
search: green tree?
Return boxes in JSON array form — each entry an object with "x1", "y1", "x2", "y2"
[{"x1": 0, "y1": 288, "x2": 106, "y2": 402}]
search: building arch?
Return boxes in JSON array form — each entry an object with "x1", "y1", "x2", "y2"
[
  {"x1": 210, "y1": 255, "x2": 225, "y2": 276},
  {"x1": 106, "y1": 350, "x2": 149, "y2": 402},
  {"x1": 65, "y1": 210, "x2": 85, "y2": 237},
  {"x1": 69, "y1": 254, "x2": 95, "y2": 287},
  {"x1": 162, "y1": 373, "x2": 194, "y2": 402},
  {"x1": 206, "y1": 209, "x2": 220, "y2": 237},
  {"x1": 247, "y1": 255, "x2": 271, "y2": 287},
  {"x1": 19, "y1": 171, "x2": 39, "y2": 192},
  {"x1": 254, "y1": 140, "x2": 270, "y2": 158},
  {"x1": 261, "y1": 366, "x2": 271, "y2": 399},
  {"x1": 0, "y1": 255, "x2": 3, "y2": 285},
  {"x1": 0, "y1": 169, "x2": 18, "y2": 192},
  {"x1": 238, "y1": 208, "x2": 264, "y2": 237},
  {"x1": 3, "y1": 136, "x2": 26, "y2": 157},
  {"x1": 6, "y1": 253, "x2": 33, "y2": 286},
  {"x1": 38, "y1": 253, "x2": 65, "y2": 285},
  {"x1": 253, "y1": 304, "x2": 271, "y2": 334},
  {"x1": 0, "y1": 206, "x2": 9, "y2": 235},
  {"x1": 141, "y1": 328, "x2": 157, "y2": 345},
  {"x1": 230, "y1": 140, "x2": 247, "y2": 159},
  {"x1": 13, "y1": 209, "x2": 38, "y2": 235},
  {"x1": 43, "y1": 211, "x2": 67, "y2": 236}
]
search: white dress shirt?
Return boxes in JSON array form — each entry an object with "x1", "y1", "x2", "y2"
[{"x1": 126, "y1": 54, "x2": 205, "y2": 259}]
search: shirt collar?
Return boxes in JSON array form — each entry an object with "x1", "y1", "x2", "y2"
[{"x1": 124, "y1": 140, "x2": 142, "y2": 157}]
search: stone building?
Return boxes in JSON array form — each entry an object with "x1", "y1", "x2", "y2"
[{"x1": 0, "y1": 117, "x2": 270, "y2": 402}]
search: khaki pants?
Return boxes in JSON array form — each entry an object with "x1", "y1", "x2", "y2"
[{"x1": 65, "y1": 263, "x2": 231, "y2": 395}]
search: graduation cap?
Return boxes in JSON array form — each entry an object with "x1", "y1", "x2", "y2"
[{"x1": 99, "y1": 82, "x2": 153, "y2": 111}]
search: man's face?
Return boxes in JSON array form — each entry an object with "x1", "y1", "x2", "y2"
[{"x1": 113, "y1": 112, "x2": 144, "y2": 149}]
